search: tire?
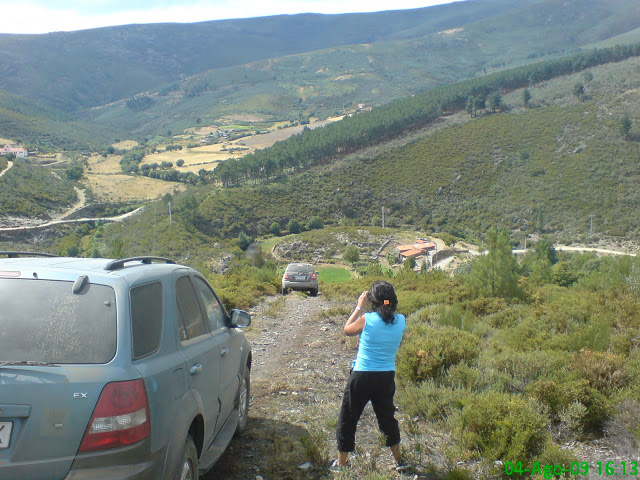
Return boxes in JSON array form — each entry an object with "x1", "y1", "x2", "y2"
[
  {"x1": 235, "y1": 367, "x2": 250, "y2": 435},
  {"x1": 310, "y1": 288, "x2": 318, "y2": 296},
  {"x1": 176, "y1": 435, "x2": 198, "y2": 480},
  {"x1": 282, "y1": 287, "x2": 289, "y2": 295}
]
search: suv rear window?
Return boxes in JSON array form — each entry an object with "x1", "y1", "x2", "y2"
[
  {"x1": 0, "y1": 278, "x2": 117, "y2": 364},
  {"x1": 285, "y1": 264, "x2": 314, "y2": 273}
]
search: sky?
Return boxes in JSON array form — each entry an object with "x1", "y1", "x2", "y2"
[{"x1": 0, "y1": 0, "x2": 462, "y2": 35}]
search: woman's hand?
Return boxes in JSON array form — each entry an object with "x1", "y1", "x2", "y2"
[
  {"x1": 357, "y1": 291, "x2": 368, "y2": 310},
  {"x1": 344, "y1": 291, "x2": 368, "y2": 336}
]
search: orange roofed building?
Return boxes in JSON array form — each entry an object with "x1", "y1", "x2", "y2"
[{"x1": 396, "y1": 239, "x2": 436, "y2": 259}]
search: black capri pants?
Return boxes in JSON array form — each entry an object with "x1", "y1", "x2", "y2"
[{"x1": 336, "y1": 370, "x2": 400, "y2": 452}]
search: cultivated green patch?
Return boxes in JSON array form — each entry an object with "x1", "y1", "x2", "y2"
[{"x1": 318, "y1": 266, "x2": 351, "y2": 284}]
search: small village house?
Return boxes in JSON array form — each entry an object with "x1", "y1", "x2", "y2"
[
  {"x1": 1, "y1": 145, "x2": 28, "y2": 158},
  {"x1": 395, "y1": 239, "x2": 436, "y2": 266}
]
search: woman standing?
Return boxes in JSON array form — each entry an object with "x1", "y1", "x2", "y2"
[{"x1": 333, "y1": 280, "x2": 408, "y2": 472}]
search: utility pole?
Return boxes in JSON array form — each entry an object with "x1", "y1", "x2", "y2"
[
  {"x1": 381, "y1": 207, "x2": 385, "y2": 229},
  {"x1": 169, "y1": 202, "x2": 173, "y2": 224},
  {"x1": 589, "y1": 214, "x2": 594, "y2": 242}
]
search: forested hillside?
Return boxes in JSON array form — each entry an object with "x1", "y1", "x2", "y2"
[
  {"x1": 0, "y1": 90, "x2": 115, "y2": 151},
  {"x1": 87, "y1": 0, "x2": 640, "y2": 139},
  {"x1": 3, "y1": 0, "x2": 640, "y2": 145},
  {"x1": 172, "y1": 48, "x2": 640, "y2": 245},
  {"x1": 0, "y1": 0, "x2": 522, "y2": 112},
  {"x1": 0, "y1": 162, "x2": 77, "y2": 218}
]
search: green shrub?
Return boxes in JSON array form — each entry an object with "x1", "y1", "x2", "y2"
[
  {"x1": 528, "y1": 378, "x2": 612, "y2": 432},
  {"x1": 485, "y1": 349, "x2": 571, "y2": 391},
  {"x1": 397, "y1": 292, "x2": 440, "y2": 317},
  {"x1": 439, "y1": 232, "x2": 457, "y2": 246},
  {"x1": 397, "y1": 325, "x2": 481, "y2": 383},
  {"x1": 570, "y1": 349, "x2": 628, "y2": 394},
  {"x1": 609, "y1": 398, "x2": 640, "y2": 443},
  {"x1": 397, "y1": 380, "x2": 468, "y2": 421},
  {"x1": 443, "y1": 468, "x2": 474, "y2": 480},
  {"x1": 558, "y1": 401, "x2": 588, "y2": 437},
  {"x1": 563, "y1": 315, "x2": 611, "y2": 352},
  {"x1": 208, "y1": 263, "x2": 279, "y2": 310},
  {"x1": 434, "y1": 304, "x2": 477, "y2": 332},
  {"x1": 287, "y1": 218, "x2": 301, "y2": 234},
  {"x1": 343, "y1": 245, "x2": 360, "y2": 264},
  {"x1": 454, "y1": 392, "x2": 549, "y2": 461},
  {"x1": 483, "y1": 304, "x2": 526, "y2": 329},
  {"x1": 269, "y1": 222, "x2": 281, "y2": 235},
  {"x1": 444, "y1": 362, "x2": 482, "y2": 390},
  {"x1": 307, "y1": 216, "x2": 323, "y2": 230},
  {"x1": 530, "y1": 442, "x2": 577, "y2": 479},
  {"x1": 469, "y1": 297, "x2": 508, "y2": 316}
]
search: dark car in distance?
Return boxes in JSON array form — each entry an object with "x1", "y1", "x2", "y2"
[{"x1": 281, "y1": 262, "x2": 318, "y2": 296}]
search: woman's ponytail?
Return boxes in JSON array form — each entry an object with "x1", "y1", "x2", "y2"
[{"x1": 367, "y1": 280, "x2": 398, "y2": 324}]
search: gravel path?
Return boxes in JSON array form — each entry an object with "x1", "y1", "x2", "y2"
[{"x1": 202, "y1": 293, "x2": 410, "y2": 480}]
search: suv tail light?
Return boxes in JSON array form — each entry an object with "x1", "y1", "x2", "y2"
[
  {"x1": 311, "y1": 273, "x2": 317, "y2": 280},
  {"x1": 79, "y1": 379, "x2": 150, "y2": 452},
  {"x1": 283, "y1": 273, "x2": 289, "y2": 280}
]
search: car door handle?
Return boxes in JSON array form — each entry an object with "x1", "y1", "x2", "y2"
[
  {"x1": 190, "y1": 364, "x2": 203, "y2": 375},
  {"x1": 220, "y1": 348, "x2": 229, "y2": 357}
]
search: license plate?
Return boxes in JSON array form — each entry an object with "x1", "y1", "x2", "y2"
[
  {"x1": 0, "y1": 421, "x2": 12, "y2": 449},
  {"x1": 294, "y1": 276, "x2": 306, "y2": 281}
]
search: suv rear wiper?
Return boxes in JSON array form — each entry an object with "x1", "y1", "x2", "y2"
[{"x1": 0, "y1": 360, "x2": 60, "y2": 367}]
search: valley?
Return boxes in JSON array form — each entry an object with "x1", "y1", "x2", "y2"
[{"x1": 2, "y1": 3, "x2": 640, "y2": 479}]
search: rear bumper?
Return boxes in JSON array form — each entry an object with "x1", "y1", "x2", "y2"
[
  {"x1": 282, "y1": 280, "x2": 317, "y2": 290},
  {"x1": 63, "y1": 439, "x2": 164, "y2": 480},
  {"x1": 0, "y1": 440, "x2": 163, "y2": 480},
  {"x1": 64, "y1": 461, "x2": 156, "y2": 480}
]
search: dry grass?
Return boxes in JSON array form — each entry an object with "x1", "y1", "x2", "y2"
[
  {"x1": 238, "y1": 116, "x2": 342, "y2": 149},
  {"x1": 87, "y1": 154, "x2": 123, "y2": 174},
  {"x1": 85, "y1": 173, "x2": 184, "y2": 202},
  {"x1": 112, "y1": 140, "x2": 139, "y2": 150},
  {"x1": 83, "y1": 118, "x2": 341, "y2": 201},
  {"x1": 141, "y1": 145, "x2": 236, "y2": 172}
]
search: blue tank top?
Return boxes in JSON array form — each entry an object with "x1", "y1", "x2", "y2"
[{"x1": 353, "y1": 312, "x2": 406, "y2": 372}]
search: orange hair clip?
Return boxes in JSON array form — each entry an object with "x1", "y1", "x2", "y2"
[{"x1": 383, "y1": 300, "x2": 390, "y2": 305}]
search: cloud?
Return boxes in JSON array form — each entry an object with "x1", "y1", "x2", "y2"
[{"x1": 0, "y1": 0, "x2": 460, "y2": 34}]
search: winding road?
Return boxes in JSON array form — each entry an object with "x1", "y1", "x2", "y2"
[
  {"x1": 0, "y1": 206, "x2": 144, "y2": 233},
  {"x1": 0, "y1": 160, "x2": 13, "y2": 178},
  {"x1": 0, "y1": 162, "x2": 144, "y2": 232}
]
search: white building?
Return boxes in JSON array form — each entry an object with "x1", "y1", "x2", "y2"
[{"x1": 1, "y1": 145, "x2": 28, "y2": 158}]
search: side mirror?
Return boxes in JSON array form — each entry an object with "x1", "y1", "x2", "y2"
[{"x1": 230, "y1": 309, "x2": 251, "y2": 328}]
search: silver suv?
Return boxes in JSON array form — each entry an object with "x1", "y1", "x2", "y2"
[
  {"x1": 0, "y1": 253, "x2": 252, "y2": 480},
  {"x1": 281, "y1": 263, "x2": 318, "y2": 296}
]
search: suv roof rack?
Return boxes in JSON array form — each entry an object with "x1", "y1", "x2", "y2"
[
  {"x1": 105, "y1": 256, "x2": 176, "y2": 271},
  {"x1": 0, "y1": 251, "x2": 58, "y2": 258}
]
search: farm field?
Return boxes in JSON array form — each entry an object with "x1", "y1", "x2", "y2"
[
  {"x1": 86, "y1": 154, "x2": 183, "y2": 201},
  {"x1": 84, "y1": 173, "x2": 184, "y2": 202},
  {"x1": 141, "y1": 143, "x2": 240, "y2": 173},
  {"x1": 82, "y1": 117, "x2": 345, "y2": 201},
  {"x1": 237, "y1": 116, "x2": 343, "y2": 149}
]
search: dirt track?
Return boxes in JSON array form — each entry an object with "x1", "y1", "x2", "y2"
[
  {"x1": 203, "y1": 293, "x2": 416, "y2": 480},
  {"x1": 0, "y1": 160, "x2": 13, "y2": 178}
]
